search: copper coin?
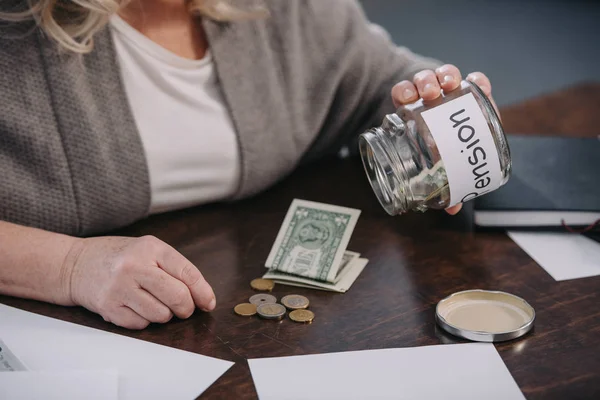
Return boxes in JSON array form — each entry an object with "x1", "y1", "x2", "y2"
[
  {"x1": 250, "y1": 278, "x2": 275, "y2": 292},
  {"x1": 289, "y1": 309, "x2": 315, "y2": 323},
  {"x1": 234, "y1": 303, "x2": 257, "y2": 317}
]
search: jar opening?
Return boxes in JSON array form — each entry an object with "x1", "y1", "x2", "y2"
[
  {"x1": 359, "y1": 130, "x2": 409, "y2": 215},
  {"x1": 466, "y1": 81, "x2": 512, "y2": 184}
]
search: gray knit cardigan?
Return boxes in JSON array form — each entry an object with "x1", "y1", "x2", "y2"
[{"x1": 0, "y1": 0, "x2": 439, "y2": 236}]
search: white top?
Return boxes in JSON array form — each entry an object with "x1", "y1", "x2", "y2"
[{"x1": 109, "y1": 15, "x2": 240, "y2": 214}]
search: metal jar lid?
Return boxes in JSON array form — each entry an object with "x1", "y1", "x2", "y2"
[{"x1": 435, "y1": 289, "x2": 535, "y2": 342}]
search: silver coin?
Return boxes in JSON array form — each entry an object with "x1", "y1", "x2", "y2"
[
  {"x1": 281, "y1": 294, "x2": 310, "y2": 310},
  {"x1": 257, "y1": 303, "x2": 287, "y2": 320},
  {"x1": 249, "y1": 294, "x2": 277, "y2": 306}
]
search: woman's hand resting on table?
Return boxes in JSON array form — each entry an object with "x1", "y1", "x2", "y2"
[
  {"x1": 66, "y1": 236, "x2": 216, "y2": 329},
  {"x1": 390, "y1": 64, "x2": 498, "y2": 215}
]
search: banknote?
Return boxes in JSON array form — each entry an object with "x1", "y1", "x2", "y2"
[
  {"x1": 0, "y1": 339, "x2": 27, "y2": 371},
  {"x1": 265, "y1": 199, "x2": 361, "y2": 283},
  {"x1": 335, "y1": 251, "x2": 361, "y2": 281},
  {"x1": 263, "y1": 257, "x2": 369, "y2": 293}
]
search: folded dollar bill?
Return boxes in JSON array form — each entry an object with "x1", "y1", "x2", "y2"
[
  {"x1": 263, "y1": 256, "x2": 369, "y2": 293},
  {"x1": 265, "y1": 199, "x2": 361, "y2": 283}
]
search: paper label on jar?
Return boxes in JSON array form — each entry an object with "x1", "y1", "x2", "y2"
[{"x1": 420, "y1": 92, "x2": 502, "y2": 206}]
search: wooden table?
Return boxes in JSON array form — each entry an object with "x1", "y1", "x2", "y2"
[{"x1": 2, "y1": 83, "x2": 599, "y2": 399}]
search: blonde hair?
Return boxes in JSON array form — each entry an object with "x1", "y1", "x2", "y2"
[{"x1": 1, "y1": 0, "x2": 266, "y2": 54}]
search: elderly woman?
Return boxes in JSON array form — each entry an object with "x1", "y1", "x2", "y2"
[{"x1": 0, "y1": 0, "x2": 496, "y2": 329}]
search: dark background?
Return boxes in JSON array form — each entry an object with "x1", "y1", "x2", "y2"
[{"x1": 360, "y1": 0, "x2": 600, "y2": 107}]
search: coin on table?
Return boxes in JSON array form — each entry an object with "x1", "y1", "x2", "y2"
[
  {"x1": 281, "y1": 294, "x2": 310, "y2": 310},
  {"x1": 257, "y1": 303, "x2": 287, "y2": 320},
  {"x1": 250, "y1": 278, "x2": 275, "y2": 292},
  {"x1": 234, "y1": 303, "x2": 257, "y2": 317},
  {"x1": 289, "y1": 309, "x2": 315, "y2": 324},
  {"x1": 249, "y1": 293, "x2": 277, "y2": 306}
]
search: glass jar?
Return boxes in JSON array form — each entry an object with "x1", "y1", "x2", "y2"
[{"x1": 359, "y1": 80, "x2": 511, "y2": 215}]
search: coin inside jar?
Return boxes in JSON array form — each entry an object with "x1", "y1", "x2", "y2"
[
  {"x1": 250, "y1": 278, "x2": 275, "y2": 292},
  {"x1": 289, "y1": 309, "x2": 315, "y2": 323},
  {"x1": 234, "y1": 303, "x2": 257, "y2": 317},
  {"x1": 256, "y1": 303, "x2": 286, "y2": 320},
  {"x1": 281, "y1": 294, "x2": 310, "y2": 310},
  {"x1": 249, "y1": 293, "x2": 277, "y2": 306}
]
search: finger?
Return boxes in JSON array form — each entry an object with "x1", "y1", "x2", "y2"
[
  {"x1": 391, "y1": 80, "x2": 419, "y2": 107},
  {"x1": 466, "y1": 72, "x2": 501, "y2": 118},
  {"x1": 154, "y1": 242, "x2": 216, "y2": 312},
  {"x1": 126, "y1": 288, "x2": 174, "y2": 324},
  {"x1": 466, "y1": 72, "x2": 492, "y2": 97},
  {"x1": 104, "y1": 306, "x2": 150, "y2": 330},
  {"x1": 137, "y1": 267, "x2": 196, "y2": 319},
  {"x1": 413, "y1": 70, "x2": 441, "y2": 101},
  {"x1": 445, "y1": 204, "x2": 463, "y2": 215},
  {"x1": 435, "y1": 64, "x2": 462, "y2": 92}
]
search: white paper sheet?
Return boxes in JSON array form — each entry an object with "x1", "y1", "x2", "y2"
[
  {"x1": 248, "y1": 343, "x2": 525, "y2": 400},
  {"x1": 508, "y1": 231, "x2": 600, "y2": 281},
  {"x1": 0, "y1": 304, "x2": 233, "y2": 400},
  {"x1": 0, "y1": 370, "x2": 118, "y2": 400}
]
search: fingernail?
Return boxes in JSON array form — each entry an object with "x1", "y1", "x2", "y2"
[
  {"x1": 423, "y1": 83, "x2": 435, "y2": 95},
  {"x1": 402, "y1": 88, "x2": 415, "y2": 101},
  {"x1": 207, "y1": 297, "x2": 216, "y2": 311},
  {"x1": 443, "y1": 74, "x2": 454, "y2": 84}
]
